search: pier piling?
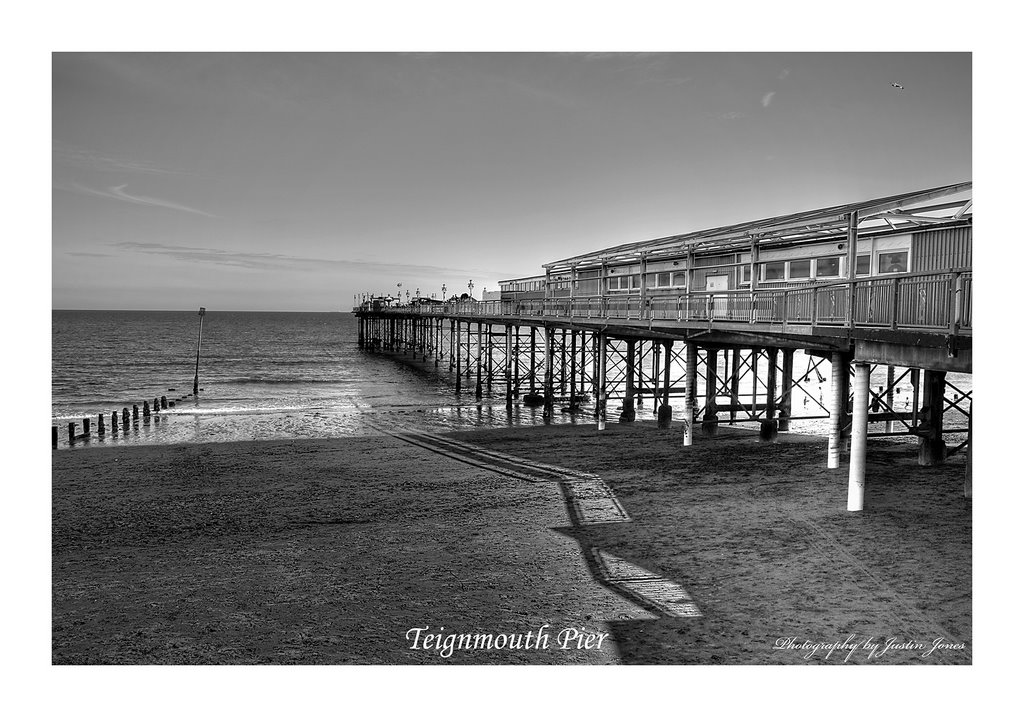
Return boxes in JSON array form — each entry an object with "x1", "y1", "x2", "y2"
[
  {"x1": 702, "y1": 348, "x2": 719, "y2": 435},
  {"x1": 848, "y1": 361, "x2": 870, "y2": 511},
  {"x1": 827, "y1": 352, "x2": 848, "y2": 469},
  {"x1": 658, "y1": 340, "x2": 673, "y2": 428},
  {"x1": 597, "y1": 333, "x2": 607, "y2": 431},
  {"x1": 619, "y1": 339, "x2": 636, "y2": 423},
  {"x1": 682, "y1": 341, "x2": 696, "y2": 445}
]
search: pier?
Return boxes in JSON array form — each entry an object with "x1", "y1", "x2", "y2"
[{"x1": 355, "y1": 183, "x2": 973, "y2": 511}]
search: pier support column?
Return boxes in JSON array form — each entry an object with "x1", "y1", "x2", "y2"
[
  {"x1": 543, "y1": 327, "x2": 555, "y2": 423},
  {"x1": 512, "y1": 327, "x2": 521, "y2": 399},
  {"x1": 760, "y1": 347, "x2": 779, "y2": 442},
  {"x1": 827, "y1": 351, "x2": 849, "y2": 468},
  {"x1": 651, "y1": 342, "x2": 661, "y2": 418},
  {"x1": 455, "y1": 321, "x2": 462, "y2": 393},
  {"x1": 505, "y1": 324, "x2": 514, "y2": 412},
  {"x1": 559, "y1": 329, "x2": 567, "y2": 397},
  {"x1": 918, "y1": 369, "x2": 947, "y2": 465},
  {"x1": 529, "y1": 327, "x2": 538, "y2": 397},
  {"x1": 636, "y1": 340, "x2": 644, "y2": 408},
  {"x1": 683, "y1": 341, "x2": 697, "y2": 445},
  {"x1": 702, "y1": 348, "x2": 719, "y2": 436},
  {"x1": 658, "y1": 340, "x2": 673, "y2": 428},
  {"x1": 448, "y1": 320, "x2": 455, "y2": 373},
  {"x1": 486, "y1": 327, "x2": 494, "y2": 393},
  {"x1": 569, "y1": 330, "x2": 578, "y2": 409},
  {"x1": 847, "y1": 361, "x2": 870, "y2": 511},
  {"x1": 884, "y1": 365, "x2": 895, "y2": 433},
  {"x1": 779, "y1": 348, "x2": 795, "y2": 432},
  {"x1": 597, "y1": 333, "x2": 607, "y2": 431},
  {"x1": 475, "y1": 322, "x2": 483, "y2": 402},
  {"x1": 619, "y1": 339, "x2": 636, "y2": 422},
  {"x1": 358, "y1": 317, "x2": 365, "y2": 349},
  {"x1": 964, "y1": 408, "x2": 972, "y2": 499},
  {"x1": 729, "y1": 349, "x2": 741, "y2": 424}
]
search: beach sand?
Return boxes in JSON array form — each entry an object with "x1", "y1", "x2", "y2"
[{"x1": 52, "y1": 422, "x2": 971, "y2": 665}]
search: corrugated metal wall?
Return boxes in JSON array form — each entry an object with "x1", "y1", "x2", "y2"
[{"x1": 912, "y1": 226, "x2": 972, "y2": 272}]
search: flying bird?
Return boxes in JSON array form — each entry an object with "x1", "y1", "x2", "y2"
[{"x1": 891, "y1": 82, "x2": 904, "y2": 90}]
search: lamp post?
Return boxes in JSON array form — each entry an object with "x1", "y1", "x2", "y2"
[
  {"x1": 193, "y1": 307, "x2": 206, "y2": 396},
  {"x1": 442, "y1": 283, "x2": 447, "y2": 301},
  {"x1": 468, "y1": 279, "x2": 474, "y2": 299}
]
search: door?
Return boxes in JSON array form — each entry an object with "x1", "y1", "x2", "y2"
[{"x1": 705, "y1": 274, "x2": 730, "y2": 318}]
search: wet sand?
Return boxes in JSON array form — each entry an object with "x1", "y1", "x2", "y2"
[{"x1": 52, "y1": 422, "x2": 970, "y2": 665}]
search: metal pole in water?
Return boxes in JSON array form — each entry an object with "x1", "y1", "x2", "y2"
[{"x1": 193, "y1": 307, "x2": 206, "y2": 396}]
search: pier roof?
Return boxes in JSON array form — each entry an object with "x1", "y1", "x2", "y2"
[{"x1": 543, "y1": 182, "x2": 972, "y2": 272}]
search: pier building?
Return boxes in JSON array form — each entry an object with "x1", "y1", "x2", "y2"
[{"x1": 354, "y1": 182, "x2": 973, "y2": 511}]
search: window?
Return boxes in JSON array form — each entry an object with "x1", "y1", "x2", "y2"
[
  {"x1": 878, "y1": 251, "x2": 908, "y2": 274},
  {"x1": 654, "y1": 272, "x2": 671, "y2": 288},
  {"x1": 672, "y1": 272, "x2": 686, "y2": 287},
  {"x1": 763, "y1": 261, "x2": 786, "y2": 281},
  {"x1": 856, "y1": 255, "x2": 871, "y2": 276},
  {"x1": 607, "y1": 275, "x2": 640, "y2": 292},
  {"x1": 741, "y1": 265, "x2": 751, "y2": 284},
  {"x1": 789, "y1": 260, "x2": 811, "y2": 280},
  {"x1": 815, "y1": 257, "x2": 840, "y2": 278}
]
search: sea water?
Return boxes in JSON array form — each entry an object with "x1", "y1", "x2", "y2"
[
  {"x1": 51, "y1": 310, "x2": 971, "y2": 450},
  {"x1": 51, "y1": 310, "x2": 589, "y2": 449}
]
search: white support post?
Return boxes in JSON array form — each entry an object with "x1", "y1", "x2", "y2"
[
  {"x1": 847, "y1": 361, "x2": 870, "y2": 511},
  {"x1": 827, "y1": 351, "x2": 846, "y2": 469}
]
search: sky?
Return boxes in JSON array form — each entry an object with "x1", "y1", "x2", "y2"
[{"x1": 52, "y1": 52, "x2": 971, "y2": 311}]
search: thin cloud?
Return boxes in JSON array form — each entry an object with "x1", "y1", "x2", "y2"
[
  {"x1": 778, "y1": 68, "x2": 790, "y2": 80},
  {"x1": 720, "y1": 111, "x2": 745, "y2": 120},
  {"x1": 53, "y1": 144, "x2": 186, "y2": 175},
  {"x1": 761, "y1": 91, "x2": 776, "y2": 108},
  {"x1": 62, "y1": 182, "x2": 216, "y2": 217},
  {"x1": 111, "y1": 241, "x2": 490, "y2": 278}
]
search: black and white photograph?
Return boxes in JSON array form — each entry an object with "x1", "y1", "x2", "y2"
[{"x1": 19, "y1": 4, "x2": 1016, "y2": 713}]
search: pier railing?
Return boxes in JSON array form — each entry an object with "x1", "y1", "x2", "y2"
[{"x1": 362, "y1": 269, "x2": 971, "y2": 335}]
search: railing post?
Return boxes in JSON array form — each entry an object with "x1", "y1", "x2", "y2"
[
  {"x1": 950, "y1": 271, "x2": 962, "y2": 333},
  {"x1": 891, "y1": 277, "x2": 901, "y2": 330}
]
